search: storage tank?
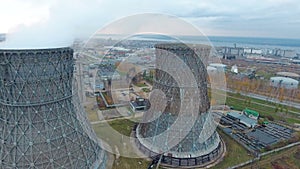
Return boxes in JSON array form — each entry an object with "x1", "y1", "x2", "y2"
[{"x1": 270, "y1": 76, "x2": 299, "y2": 89}]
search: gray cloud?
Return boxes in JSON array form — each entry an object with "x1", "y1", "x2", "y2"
[{"x1": 1, "y1": 0, "x2": 300, "y2": 49}]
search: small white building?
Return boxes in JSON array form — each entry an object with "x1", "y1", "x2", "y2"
[
  {"x1": 231, "y1": 65, "x2": 238, "y2": 74},
  {"x1": 252, "y1": 49, "x2": 262, "y2": 55},
  {"x1": 244, "y1": 48, "x2": 252, "y2": 54}
]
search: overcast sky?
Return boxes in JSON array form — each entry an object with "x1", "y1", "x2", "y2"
[{"x1": 1, "y1": 0, "x2": 300, "y2": 39}]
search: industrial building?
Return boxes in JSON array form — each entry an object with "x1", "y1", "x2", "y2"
[
  {"x1": 97, "y1": 64, "x2": 120, "y2": 80},
  {"x1": 209, "y1": 63, "x2": 227, "y2": 72},
  {"x1": 129, "y1": 97, "x2": 150, "y2": 112},
  {"x1": 243, "y1": 108, "x2": 259, "y2": 120},
  {"x1": 0, "y1": 48, "x2": 106, "y2": 168},
  {"x1": 220, "y1": 114, "x2": 293, "y2": 152},
  {"x1": 218, "y1": 47, "x2": 244, "y2": 59},
  {"x1": 226, "y1": 112, "x2": 257, "y2": 128},
  {"x1": 292, "y1": 59, "x2": 300, "y2": 64},
  {"x1": 135, "y1": 43, "x2": 224, "y2": 168},
  {"x1": 272, "y1": 49, "x2": 297, "y2": 58},
  {"x1": 270, "y1": 76, "x2": 299, "y2": 89}
]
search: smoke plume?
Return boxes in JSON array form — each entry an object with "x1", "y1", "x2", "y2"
[{"x1": 0, "y1": 0, "x2": 110, "y2": 49}]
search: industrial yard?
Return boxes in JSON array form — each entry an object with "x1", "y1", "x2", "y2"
[{"x1": 76, "y1": 36, "x2": 300, "y2": 168}]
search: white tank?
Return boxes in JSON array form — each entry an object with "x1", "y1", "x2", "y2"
[{"x1": 270, "y1": 76, "x2": 299, "y2": 89}]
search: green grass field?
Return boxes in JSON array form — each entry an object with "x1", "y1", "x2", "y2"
[
  {"x1": 135, "y1": 82, "x2": 148, "y2": 87},
  {"x1": 107, "y1": 119, "x2": 136, "y2": 136},
  {"x1": 142, "y1": 88, "x2": 151, "y2": 93},
  {"x1": 93, "y1": 119, "x2": 151, "y2": 169},
  {"x1": 227, "y1": 92, "x2": 300, "y2": 113},
  {"x1": 212, "y1": 129, "x2": 253, "y2": 169},
  {"x1": 112, "y1": 157, "x2": 150, "y2": 169},
  {"x1": 241, "y1": 146, "x2": 300, "y2": 169},
  {"x1": 84, "y1": 97, "x2": 99, "y2": 122},
  {"x1": 210, "y1": 89, "x2": 300, "y2": 125},
  {"x1": 225, "y1": 94, "x2": 300, "y2": 124}
]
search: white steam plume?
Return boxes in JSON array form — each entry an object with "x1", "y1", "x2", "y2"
[{"x1": 0, "y1": 0, "x2": 110, "y2": 49}]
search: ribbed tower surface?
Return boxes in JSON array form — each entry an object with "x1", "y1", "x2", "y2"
[
  {"x1": 0, "y1": 48, "x2": 106, "y2": 169},
  {"x1": 136, "y1": 43, "x2": 224, "y2": 168}
]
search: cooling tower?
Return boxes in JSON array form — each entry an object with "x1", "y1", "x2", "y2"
[
  {"x1": 0, "y1": 47, "x2": 106, "y2": 168},
  {"x1": 135, "y1": 43, "x2": 224, "y2": 168}
]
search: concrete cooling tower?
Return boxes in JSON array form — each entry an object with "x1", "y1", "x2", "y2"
[
  {"x1": 0, "y1": 47, "x2": 106, "y2": 168},
  {"x1": 135, "y1": 43, "x2": 224, "y2": 168}
]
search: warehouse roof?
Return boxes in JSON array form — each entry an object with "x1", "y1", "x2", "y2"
[
  {"x1": 227, "y1": 112, "x2": 257, "y2": 128},
  {"x1": 209, "y1": 63, "x2": 227, "y2": 68}
]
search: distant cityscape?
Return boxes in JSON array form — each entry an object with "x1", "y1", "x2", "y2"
[{"x1": 73, "y1": 35, "x2": 300, "y2": 93}]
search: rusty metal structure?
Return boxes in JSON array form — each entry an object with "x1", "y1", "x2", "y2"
[
  {"x1": 135, "y1": 43, "x2": 224, "y2": 168},
  {"x1": 0, "y1": 47, "x2": 106, "y2": 169}
]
